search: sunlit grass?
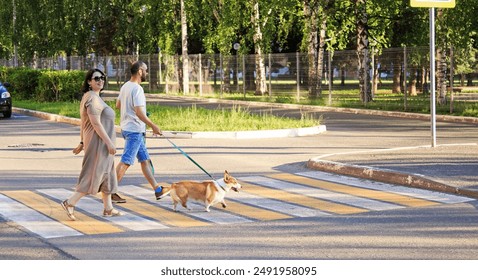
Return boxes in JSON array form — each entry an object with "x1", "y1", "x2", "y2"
[{"x1": 14, "y1": 100, "x2": 320, "y2": 131}]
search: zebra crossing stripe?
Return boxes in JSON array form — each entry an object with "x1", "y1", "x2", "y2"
[
  {"x1": 228, "y1": 191, "x2": 330, "y2": 218},
  {"x1": 38, "y1": 188, "x2": 169, "y2": 231},
  {"x1": 238, "y1": 181, "x2": 367, "y2": 215},
  {"x1": 297, "y1": 171, "x2": 475, "y2": 204},
  {"x1": 157, "y1": 183, "x2": 293, "y2": 221},
  {"x1": 270, "y1": 173, "x2": 440, "y2": 208},
  {"x1": 3, "y1": 190, "x2": 123, "y2": 235},
  {"x1": 0, "y1": 193, "x2": 82, "y2": 239},
  {"x1": 119, "y1": 185, "x2": 253, "y2": 225},
  {"x1": 103, "y1": 192, "x2": 210, "y2": 228},
  {"x1": 209, "y1": 199, "x2": 292, "y2": 221},
  {"x1": 240, "y1": 176, "x2": 404, "y2": 211}
]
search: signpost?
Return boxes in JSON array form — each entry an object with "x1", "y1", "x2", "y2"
[
  {"x1": 411, "y1": 0, "x2": 455, "y2": 8},
  {"x1": 410, "y1": 0, "x2": 455, "y2": 147}
]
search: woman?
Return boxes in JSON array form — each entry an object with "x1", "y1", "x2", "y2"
[{"x1": 61, "y1": 69, "x2": 123, "y2": 220}]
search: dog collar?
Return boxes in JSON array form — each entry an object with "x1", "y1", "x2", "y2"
[{"x1": 214, "y1": 180, "x2": 227, "y2": 192}]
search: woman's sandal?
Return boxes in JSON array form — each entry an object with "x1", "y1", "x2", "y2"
[
  {"x1": 61, "y1": 200, "x2": 76, "y2": 221},
  {"x1": 103, "y1": 208, "x2": 124, "y2": 217}
]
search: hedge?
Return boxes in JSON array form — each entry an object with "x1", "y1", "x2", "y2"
[{"x1": 0, "y1": 67, "x2": 86, "y2": 102}]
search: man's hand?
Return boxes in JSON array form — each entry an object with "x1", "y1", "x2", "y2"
[{"x1": 151, "y1": 124, "x2": 162, "y2": 136}]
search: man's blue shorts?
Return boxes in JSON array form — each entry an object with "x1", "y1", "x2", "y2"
[{"x1": 120, "y1": 131, "x2": 150, "y2": 165}]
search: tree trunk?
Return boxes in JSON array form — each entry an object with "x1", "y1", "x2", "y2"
[
  {"x1": 392, "y1": 53, "x2": 401, "y2": 93},
  {"x1": 317, "y1": 17, "x2": 327, "y2": 98},
  {"x1": 180, "y1": 0, "x2": 189, "y2": 95},
  {"x1": 409, "y1": 69, "x2": 417, "y2": 96},
  {"x1": 252, "y1": 2, "x2": 267, "y2": 96},
  {"x1": 304, "y1": 0, "x2": 318, "y2": 98},
  {"x1": 355, "y1": 0, "x2": 372, "y2": 103},
  {"x1": 222, "y1": 55, "x2": 231, "y2": 93},
  {"x1": 436, "y1": 46, "x2": 447, "y2": 104}
]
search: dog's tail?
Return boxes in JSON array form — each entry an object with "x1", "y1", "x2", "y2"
[{"x1": 169, "y1": 183, "x2": 179, "y2": 201}]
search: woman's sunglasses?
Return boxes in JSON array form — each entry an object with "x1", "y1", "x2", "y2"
[{"x1": 93, "y1": 76, "x2": 106, "y2": 82}]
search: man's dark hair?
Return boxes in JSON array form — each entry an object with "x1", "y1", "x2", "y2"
[{"x1": 131, "y1": 61, "x2": 146, "y2": 75}]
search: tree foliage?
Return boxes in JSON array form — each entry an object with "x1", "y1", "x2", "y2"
[{"x1": 1, "y1": 0, "x2": 477, "y2": 101}]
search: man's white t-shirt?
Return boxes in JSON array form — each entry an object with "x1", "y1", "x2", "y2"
[{"x1": 117, "y1": 81, "x2": 147, "y2": 133}]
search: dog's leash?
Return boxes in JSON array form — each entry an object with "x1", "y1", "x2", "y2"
[{"x1": 163, "y1": 136, "x2": 227, "y2": 191}]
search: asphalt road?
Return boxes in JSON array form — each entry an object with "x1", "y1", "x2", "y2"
[{"x1": 1, "y1": 108, "x2": 478, "y2": 261}]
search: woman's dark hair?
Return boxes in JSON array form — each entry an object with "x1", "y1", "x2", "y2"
[{"x1": 80, "y1": 68, "x2": 106, "y2": 93}]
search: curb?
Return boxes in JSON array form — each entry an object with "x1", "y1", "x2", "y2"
[
  {"x1": 307, "y1": 158, "x2": 478, "y2": 199},
  {"x1": 123, "y1": 92, "x2": 478, "y2": 125},
  {"x1": 12, "y1": 107, "x2": 327, "y2": 139}
]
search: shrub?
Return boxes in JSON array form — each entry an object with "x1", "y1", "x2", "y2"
[
  {"x1": 36, "y1": 70, "x2": 85, "y2": 101},
  {"x1": 6, "y1": 67, "x2": 42, "y2": 99}
]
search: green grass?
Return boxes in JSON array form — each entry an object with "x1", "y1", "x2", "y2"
[
  {"x1": 13, "y1": 100, "x2": 320, "y2": 132},
  {"x1": 211, "y1": 90, "x2": 478, "y2": 118}
]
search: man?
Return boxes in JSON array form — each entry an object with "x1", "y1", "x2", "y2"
[{"x1": 112, "y1": 61, "x2": 169, "y2": 203}]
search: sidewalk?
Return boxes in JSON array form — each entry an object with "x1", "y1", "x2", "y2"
[
  {"x1": 308, "y1": 143, "x2": 478, "y2": 199},
  {"x1": 14, "y1": 92, "x2": 478, "y2": 199}
]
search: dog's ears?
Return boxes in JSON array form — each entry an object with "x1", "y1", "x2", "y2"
[{"x1": 224, "y1": 170, "x2": 229, "y2": 180}]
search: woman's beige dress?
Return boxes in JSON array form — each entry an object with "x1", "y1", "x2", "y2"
[{"x1": 75, "y1": 91, "x2": 117, "y2": 195}]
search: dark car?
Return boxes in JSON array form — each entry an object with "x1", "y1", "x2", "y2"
[{"x1": 0, "y1": 81, "x2": 12, "y2": 118}]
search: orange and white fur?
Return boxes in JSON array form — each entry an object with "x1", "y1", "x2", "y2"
[{"x1": 169, "y1": 170, "x2": 241, "y2": 212}]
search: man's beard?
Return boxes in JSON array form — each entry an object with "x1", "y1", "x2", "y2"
[{"x1": 141, "y1": 74, "x2": 146, "y2": 82}]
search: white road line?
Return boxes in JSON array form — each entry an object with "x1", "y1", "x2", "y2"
[
  {"x1": 240, "y1": 176, "x2": 404, "y2": 211},
  {"x1": 0, "y1": 194, "x2": 83, "y2": 239},
  {"x1": 297, "y1": 171, "x2": 475, "y2": 204},
  {"x1": 230, "y1": 191, "x2": 330, "y2": 217},
  {"x1": 38, "y1": 189, "x2": 169, "y2": 231},
  {"x1": 120, "y1": 185, "x2": 253, "y2": 224}
]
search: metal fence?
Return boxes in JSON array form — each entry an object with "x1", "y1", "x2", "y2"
[{"x1": 1, "y1": 47, "x2": 476, "y2": 101}]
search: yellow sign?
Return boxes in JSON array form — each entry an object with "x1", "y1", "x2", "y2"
[{"x1": 411, "y1": 0, "x2": 455, "y2": 7}]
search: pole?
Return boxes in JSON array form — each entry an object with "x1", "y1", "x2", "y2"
[
  {"x1": 449, "y1": 46, "x2": 454, "y2": 114},
  {"x1": 12, "y1": 0, "x2": 18, "y2": 67},
  {"x1": 242, "y1": 55, "x2": 246, "y2": 98},
  {"x1": 268, "y1": 53, "x2": 272, "y2": 97},
  {"x1": 371, "y1": 47, "x2": 375, "y2": 99},
  {"x1": 296, "y1": 52, "x2": 300, "y2": 102},
  {"x1": 199, "y1": 53, "x2": 203, "y2": 96},
  {"x1": 328, "y1": 50, "x2": 332, "y2": 106},
  {"x1": 430, "y1": 8, "x2": 437, "y2": 147},
  {"x1": 404, "y1": 46, "x2": 407, "y2": 111}
]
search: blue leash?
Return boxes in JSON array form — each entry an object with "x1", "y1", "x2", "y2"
[{"x1": 164, "y1": 137, "x2": 217, "y2": 181}]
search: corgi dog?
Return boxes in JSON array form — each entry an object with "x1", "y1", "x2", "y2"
[{"x1": 169, "y1": 170, "x2": 241, "y2": 212}]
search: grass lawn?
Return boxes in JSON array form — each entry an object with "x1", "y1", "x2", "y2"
[{"x1": 13, "y1": 100, "x2": 320, "y2": 132}]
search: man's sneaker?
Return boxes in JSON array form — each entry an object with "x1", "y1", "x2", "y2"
[
  {"x1": 111, "y1": 193, "x2": 126, "y2": 203},
  {"x1": 155, "y1": 186, "x2": 171, "y2": 200}
]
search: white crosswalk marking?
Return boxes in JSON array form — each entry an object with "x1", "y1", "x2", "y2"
[
  {"x1": 0, "y1": 172, "x2": 476, "y2": 240},
  {"x1": 240, "y1": 176, "x2": 404, "y2": 211},
  {"x1": 120, "y1": 185, "x2": 253, "y2": 224},
  {"x1": 297, "y1": 171, "x2": 474, "y2": 204},
  {"x1": 0, "y1": 194, "x2": 82, "y2": 238},
  {"x1": 38, "y1": 188, "x2": 169, "y2": 231},
  {"x1": 229, "y1": 191, "x2": 330, "y2": 217}
]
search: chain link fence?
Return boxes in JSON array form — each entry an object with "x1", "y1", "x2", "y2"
[{"x1": 1, "y1": 47, "x2": 477, "y2": 103}]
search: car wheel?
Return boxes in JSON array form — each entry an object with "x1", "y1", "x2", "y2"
[{"x1": 3, "y1": 109, "x2": 11, "y2": 118}]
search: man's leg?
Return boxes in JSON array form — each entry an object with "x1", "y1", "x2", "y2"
[
  {"x1": 140, "y1": 159, "x2": 158, "y2": 190},
  {"x1": 116, "y1": 161, "x2": 130, "y2": 183},
  {"x1": 140, "y1": 160, "x2": 170, "y2": 200},
  {"x1": 113, "y1": 131, "x2": 140, "y2": 203},
  {"x1": 111, "y1": 162, "x2": 129, "y2": 203}
]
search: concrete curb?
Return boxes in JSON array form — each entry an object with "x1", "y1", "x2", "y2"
[
  {"x1": 130, "y1": 92, "x2": 478, "y2": 125},
  {"x1": 12, "y1": 107, "x2": 327, "y2": 139},
  {"x1": 307, "y1": 158, "x2": 478, "y2": 199}
]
